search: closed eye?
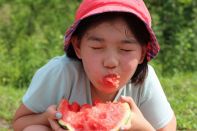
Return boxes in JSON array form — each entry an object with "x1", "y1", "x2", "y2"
[
  {"x1": 90, "y1": 46, "x2": 104, "y2": 50},
  {"x1": 92, "y1": 47, "x2": 102, "y2": 49},
  {"x1": 120, "y1": 49, "x2": 133, "y2": 52}
]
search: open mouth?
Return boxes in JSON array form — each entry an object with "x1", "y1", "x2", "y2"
[{"x1": 102, "y1": 74, "x2": 120, "y2": 88}]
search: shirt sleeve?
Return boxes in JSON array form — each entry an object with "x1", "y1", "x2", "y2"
[
  {"x1": 139, "y1": 65, "x2": 174, "y2": 129},
  {"x1": 22, "y1": 56, "x2": 72, "y2": 113}
]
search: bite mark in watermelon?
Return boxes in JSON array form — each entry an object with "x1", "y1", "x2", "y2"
[{"x1": 58, "y1": 99, "x2": 132, "y2": 131}]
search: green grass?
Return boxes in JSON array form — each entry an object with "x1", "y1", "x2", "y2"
[
  {"x1": 0, "y1": 86, "x2": 26, "y2": 130},
  {"x1": 160, "y1": 72, "x2": 197, "y2": 130},
  {"x1": 0, "y1": 72, "x2": 196, "y2": 130}
]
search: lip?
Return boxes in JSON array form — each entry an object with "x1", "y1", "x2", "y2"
[{"x1": 102, "y1": 74, "x2": 120, "y2": 88}]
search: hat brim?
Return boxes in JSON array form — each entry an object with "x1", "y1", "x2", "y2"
[{"x1": 64, "y1": 5, "x2": 160, "y2": 61}]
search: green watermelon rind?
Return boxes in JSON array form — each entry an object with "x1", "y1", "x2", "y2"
[
  {"x1": 58, "y1": 120, "x2": 75, "y2": 131},
  {"x1": 58, "y1": 102, "x2": 132, "y2": 131}
]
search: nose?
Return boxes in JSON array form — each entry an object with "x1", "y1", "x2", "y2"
[{"x1": 103, "y1": 52, "x2": 119, "y2": 69}]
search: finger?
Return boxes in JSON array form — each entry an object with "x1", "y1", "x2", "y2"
[
  {"x1": 48, "y1": 118, "x2": 61, "y2": 131},
  {"x1": 120, "y1": 124, "x2": 132, "y2": 131},
  {"x1": 119, "y1": 96, "x2": 137, "y2": 109},
  {"x1": 55, "y1": 112, "x2": 62, "y2": 119},
  {"x1": 119, "y1": 96, "x2": 143, "y2": 117},
  {"x1": 47, "y1": 105, "x2": 62, "y2": 119},
  {"x1": 47, "y1": 105, "x2": 57, "y2": 119}
]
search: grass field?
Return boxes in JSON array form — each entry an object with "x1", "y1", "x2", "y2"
[
  {"x1": 0, "y1": 72, "x2": 196, "y2": 131},
  {"x1": 160, "y1": 73, "x2": 197, "y2": 130}
]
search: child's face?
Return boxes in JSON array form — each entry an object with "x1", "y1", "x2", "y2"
[{"x1": 72, "y1": 18, "x2": 146, "y2": 94}]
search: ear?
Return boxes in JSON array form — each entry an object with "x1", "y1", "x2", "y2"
[
  {"x1": 71, "y1": 36, "x2": 82, "y2": 59},
  {"x1": 139, "y1": 46, "x2": 147, "y2": 64}
]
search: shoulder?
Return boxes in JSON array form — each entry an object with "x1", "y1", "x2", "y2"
[
  {"x1": 39, "y1": 55, "x2": 81, "y2": 71},
  {"x1": 138, "y1": 65, "x2": 174, "y2": 129},
  {"x1": 136, "y1": 64, "x2": 162, "y2": 105},
  {"x1": 147, "y1": 64, "x2": 158, "y2": 79},
  {"x1": 146, "y1": 64, "x2": 163, "y2": 90},
  {"x1": 35, "y1": 55, "x2": 83, "y2": 78},
  {"x1": 22, "y1": 55, "x2": 85, "y2": 112},
  {"x1": 143, "y1": 64, "x2": 160, "y2": 89}
]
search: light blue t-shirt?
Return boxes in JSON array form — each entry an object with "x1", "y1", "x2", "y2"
[{"x1": 23, "y1": 55, "x2": 173, "y2": 129}]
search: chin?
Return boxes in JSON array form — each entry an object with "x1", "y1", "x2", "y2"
[{"x1": 99, "y1": 87, "x2": 119, "y2": 94}]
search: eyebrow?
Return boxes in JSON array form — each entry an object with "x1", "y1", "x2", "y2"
[
  {"x1": 86, "y1": 34, "x2": 138, "y2": 44},
  {"x1": 121, "y1": 38, "x2": 138, "y2": 44},
  {"x1": 86, "y1": 35, "x2": 104, "y2": 42}
]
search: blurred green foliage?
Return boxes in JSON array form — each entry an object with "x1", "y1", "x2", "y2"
[
  {"x1": 0, "y1": 0, "x2": 80, "y2": 87},
  {"x1": 0, "y1": 0, "x2": 197, "y2": 88},
  {"x1": 145, "y1": 0, "x2": 197, "y2": 74}
]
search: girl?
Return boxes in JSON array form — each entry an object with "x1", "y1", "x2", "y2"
[{"x1": 13, "y1": 0, "x2": 176, "y2": 131}]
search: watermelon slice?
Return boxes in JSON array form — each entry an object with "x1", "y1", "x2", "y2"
[{"x1": 57, "y1": 99, "x2": 132, "y2": 131}]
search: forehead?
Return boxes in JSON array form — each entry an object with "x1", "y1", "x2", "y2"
[
  {"x1": 89, "y1": 15, "x2": 128, "y2": 28},
  {"x1": 85, "y1": 17, "x2": 133, "y2": 36}
]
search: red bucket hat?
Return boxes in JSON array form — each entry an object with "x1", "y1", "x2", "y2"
[{"x1": 64, "y1": 0, "x2": 160, "y2": 61}]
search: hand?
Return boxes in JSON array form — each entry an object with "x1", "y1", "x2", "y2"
[
  {"x1": 45, "y1": 105, "x2": 67, "y2": 131},
  {"x1": 119, "y1": 96, "x2": 155, "y2": 131},
  {"x1": 48, "y1": 119, "x2": 68, "y2": 131}
]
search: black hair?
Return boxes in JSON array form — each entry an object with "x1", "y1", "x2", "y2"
[{"x1": 65, "y1": 12, "x2": 150, "y2": 86}]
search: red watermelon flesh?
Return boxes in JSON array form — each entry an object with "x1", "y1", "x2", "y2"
[
  {"x1": 58, "y1": 99, "x2": 132, "y2": 131},
  {"x1": 103, "y1": 74, "x2": 120, "y2": 88}
]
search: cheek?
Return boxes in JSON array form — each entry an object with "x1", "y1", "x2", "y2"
[
  {"x1": 83, "y1": 59, "x2": 100, "y2": 73},
  {"x1": 80, "y1": 45, "x2": 103, "y2": 76},
  {"x1": 81, "y1": 54, "x2": 102, "y2": 80},
  {"x1": 120, "y1": 57, "x2": 139, "y2": 82},
  {"x1": 121, "y1": 53, "x2": 140, "y2": 69}
]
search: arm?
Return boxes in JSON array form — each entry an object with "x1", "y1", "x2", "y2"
[
  {"x1": 13, "y1": 104, "x2": 59, "y2": 131},
  {"x1": 139, "y1": 65, "x2": 176, "y2": 130},
  {"x1": 13, "y1": 56, "x2": 72, "y2": 131},
  {"x1": 13, "y1": 104, "x2": 49, "y2": 131},
  {"x1": 157, "y1": 114, "x2": 176, "y2": 131}
]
